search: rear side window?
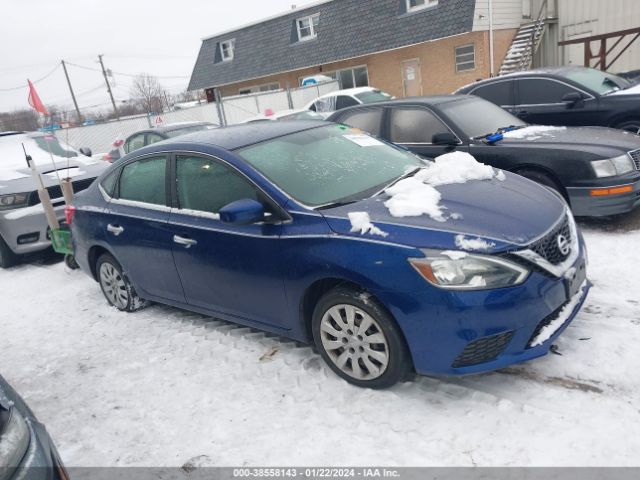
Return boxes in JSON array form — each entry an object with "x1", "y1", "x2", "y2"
[
  {"x1": 335, "y1": 95, "x2": 360, "y2": 110},
  {"x1": 119, "y1": 156, "x2": 167, "y2": 205},
  {"x1": 146, "y1": 133, "x2": 165, "y2": 145},
  {"x1": 338, "y1": 109, "x2": 383, "y2": 136},
  {"x1": 176, "y1": 156, "x2": 258, "y2": 214},
  {"x1": 471, "y1": 81, "x2": 514, "y2": 106},
  {"x1": 516, "y1": 78, "x2": 578, "y2": 105},
  {"x1": 389, "y1": 108, "x2": 450, "y2": 144}
]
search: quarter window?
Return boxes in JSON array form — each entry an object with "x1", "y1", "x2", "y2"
[
  {"x1": 390, "y1": 108, "x2": 450, "y2": 144},
  {"x1": 338, "y1": 109, "x2": 384, "y2": 137},
  {"x1": 220, "y1": 40, "x2": 235, "y2": 61},
  {"x1": 100, "y1": 169, "x2": 119, "y2": 197},
  {"x1": 296, "y1": 14, "x2": 319, "y2": 41},
  {"x1": 516, "y1": 79, "x2": 579, "y2": 105},
  {"x1": 119, "y1": 156, "x2": 167, "y2": 206},
  {"x1": 455, "y1": 44, "x2": 476, "y2": 72},
  {"x1": 176, "y1": 156, "x2": 259, "y2": 214}
]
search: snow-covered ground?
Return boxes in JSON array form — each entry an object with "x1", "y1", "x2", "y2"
[{"x1": 2, "y1": 220, "x2": 640, "y2": 467}]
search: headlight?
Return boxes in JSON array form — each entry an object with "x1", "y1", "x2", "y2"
[
  {"x1": 409, "y1": 250, "x2": 529, "y2": 290},
  {"x1": 0, "y1": 193, "x2": 29, "y2": 211},
  {"x1": 592, "y1": 155, "x2": 634, "y2": 177},
  {"x1": 0, "y1": 408, "x2": 30, "y2": 477}
]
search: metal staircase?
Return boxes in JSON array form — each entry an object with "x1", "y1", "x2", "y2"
[{"x1": 499, "y1": 0, "x2": 551, "y2": 76}]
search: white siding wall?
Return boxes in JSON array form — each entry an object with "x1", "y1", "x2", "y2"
[
  {"x1": 473, "y1": 0, "x2": 524, "y2": 31},
  {"x1": 558, "y1": 0, "x2": 640, "y2": 73}
]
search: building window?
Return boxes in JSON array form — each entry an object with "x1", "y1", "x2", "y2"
[
  {"x1": 220, "y1": 40, "x2": 235, "y2": 62},
  {"x1": 455, "y1": 44, "x2": 475, "y2": 72},
  {"x1": 239, "y1": 82, "x2": 281, "y2": 95},
  {"x1": 406, "y1": 0, "x2": 438, "y2": 12},
  {"x1": 296, "y1": 14, "x2": 319, "y2": 41},
  {"x1": 302, "y1": 66, "x2": 369, "y2": 89}
]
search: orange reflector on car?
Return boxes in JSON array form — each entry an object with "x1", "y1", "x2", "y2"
[{"x1": 590, "y1": 185, "x2": 633, "y2": 196}]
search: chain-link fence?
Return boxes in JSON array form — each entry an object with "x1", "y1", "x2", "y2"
[{"x1": 55, "y1": 81, "x2": 340, "y2": 154}]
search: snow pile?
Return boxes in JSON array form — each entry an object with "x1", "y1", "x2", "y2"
[
  {"x1": 502, "y1": 126, "x2": 567, "y2": 140},
  {"x1": 455, "y1": 234, "x2": 496, "y2": 251},
  {"x1": 384, "y1": 152, "x2": 503, "y2": 220},
  {"x1": 348, "y1": 211, "x2": 388, "y2": 237}
]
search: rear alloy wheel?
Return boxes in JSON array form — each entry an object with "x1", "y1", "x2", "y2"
[
  {"x1": 96, "y1": 253, "x2": 146, "y2": 312},
  {"x1": 312, "y1": 287, "x2": 411, "y2": 389},
  {"x1": 614, "y1": 119, "x2": 640, "y2": 135},
  {"x1": 0, "y1": 235, "x2": 19, "y2": 269}
]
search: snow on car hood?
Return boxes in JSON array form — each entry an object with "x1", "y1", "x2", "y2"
[{"x1": 321, "y1": 169, "x2": 566, "y2": 251}]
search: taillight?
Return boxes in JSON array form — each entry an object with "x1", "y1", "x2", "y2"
[
  {"x1": 104, "y1": 153, "x2": 112, "y2": 162},
  {"x1": 64, "y1": 205, "x2": 76, "y2": 225}
]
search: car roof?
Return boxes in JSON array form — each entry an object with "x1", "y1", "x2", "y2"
[
  {"x1": 328, "y1": 95, "x2": 475, "y2": 116},
  {"x1": 165, "y1": 120, "x2": 328, "y2": 150},
  {"x1": 456, "y1": 66, "x2": 594, "y2": 91}
]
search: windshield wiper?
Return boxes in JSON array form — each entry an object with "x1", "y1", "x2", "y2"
[
  {"x1": 473, "y1": 125, "x2": 526, "y2": 141},
  {"x1": 382, "y1": 166, "x2": 424, "y2": 191}
]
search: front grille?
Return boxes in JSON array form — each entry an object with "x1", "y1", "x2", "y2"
[
  {"x1": 528, "y1": 215, "x2": 571, "y2": 265},
  {"x1": 452, "y1": 331, "x2": 514, "y2": 368},
  {"x1": 527, "y1": 301, "x2": 569, "y2": 348},
  {"x1": 28, "y1": 177, "x2": 95, "y2": 206},
  {"x1": 629, "y1": 149, "x2": 640, "y2": 170}
]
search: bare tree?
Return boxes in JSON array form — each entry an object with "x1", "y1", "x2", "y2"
[
  {"x1": 130, "y1": 73, "x2": 165, "y2": 114},
  {"x1": 0, "y1": 109, "x2": 40, "y2": 131}
]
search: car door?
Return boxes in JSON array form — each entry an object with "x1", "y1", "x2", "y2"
[
  {"x1": 385, "y1": 106, "x2": 468, "y2": 158},
  {"x1": 168, "y1": 154, "x2": 289, "y2": 328},
  {"x1": 105, "y1": 154, "x2": 186, "y2": 303},
  {"x1": 513, "y1": 77, "x2": 599, "y2": 126},
  {"x1": 469, "y1": 80, "x2": 516, "y2": 114}
]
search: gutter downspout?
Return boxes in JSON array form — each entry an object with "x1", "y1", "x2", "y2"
[{"x1": 489, "y1": 0, "x2": 495, "y2": 76}]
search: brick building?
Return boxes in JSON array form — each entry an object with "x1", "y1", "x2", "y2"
[{"x1": 188, "y1": 0, "x2": 526, "y2": 100}]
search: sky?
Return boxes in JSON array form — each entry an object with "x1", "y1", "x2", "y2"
[{"x1": 0, "y1": 0, "x2": 317, "y2": 115}]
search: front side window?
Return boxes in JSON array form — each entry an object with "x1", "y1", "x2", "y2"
[
  {"x1": 439, "y1": 96, "x2": 526, "y2": 139},
  {"x1": 220, "y1": 40, "x2": 235, "y2": 61},
  {"x1": 516, "y1": 79, "x2": 579, "y2": 105},
  {"x1": 176, "y1": 156, "x2": 258, "y2": 214},
  {"x1": 237, "y1": 125, "x2": 423, "y2": 207},
  {"x1": 297, "y1": 14, "x2": 319, "y2": 41},
  {"x1": 455, "y1": 44, "x2": 476, "y2": 72},
  {"x1": 406, "y1": 0, "x2": 438, "y2": 12},
  {"x1": 119, "y1": 156, "x2": 167, "y2": 206},
  {"x1": 338, "y1": 109, "x2": 384, "y2": 137},
  {"x1": 390, "y1": 108, "x2": 450, "y2": 143}
]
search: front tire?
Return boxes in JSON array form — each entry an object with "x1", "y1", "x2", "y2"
[
  {"x1": 312, "y1": 287, "x2": 411, "y2": 389},
  {"x1": 517, "y1": 169, "x2": 568, "y2": 202},
  {"x1": 613, "y1": 119, "x2": 640, "y2": 135},
  {"x1": 0, "y1": 235, "x2": 19, "y2": 269},
  {"x1": 96, "y1": 253, "x2": 147, "y2": 312}
]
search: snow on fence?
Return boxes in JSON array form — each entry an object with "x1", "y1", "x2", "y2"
[{"x1": 56, "y1": 81, "x2": 339, "y2": 154}]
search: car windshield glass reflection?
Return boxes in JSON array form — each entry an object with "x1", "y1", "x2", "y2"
[
  {"x1": 237, "y1": 125, "x2": 422, "y2": 207},
  {"x1": 564, "y1": 68, "x2": 631, "y2": 95}
]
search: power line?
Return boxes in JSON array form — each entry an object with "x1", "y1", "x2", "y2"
[
  {"x1": 65, "y1": 60, "x2": 190, "y2": 79},
  {"x1": 0, "y1": 63, "x2": 61, "y2": 92}
]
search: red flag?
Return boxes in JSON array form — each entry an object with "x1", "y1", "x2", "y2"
[{"x1": 27, "y1": 79, "x2": 49, "y2": 116}]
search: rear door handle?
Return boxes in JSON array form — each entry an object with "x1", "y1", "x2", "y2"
[
  {"x1": 517, "y1": 110, "x2": 530, "y2": 118},
  {"x1": 173, "y1": 235, "x2": 197, "y2": 248},
  {"x1": 107, "y1": 224, "x2": 124, "y2": 236}
]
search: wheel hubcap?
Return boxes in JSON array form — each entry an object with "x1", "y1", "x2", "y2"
[
  {"x1": 320, "y1": 304, "x2": 389, "y2": 381},
  {"x1": 99, "y1": 262, "x2": 128, "y2": 309}
]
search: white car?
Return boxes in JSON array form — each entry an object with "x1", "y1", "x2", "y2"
[{"x1": 304, "y1": 87, "x2": 393, "y2": 113}]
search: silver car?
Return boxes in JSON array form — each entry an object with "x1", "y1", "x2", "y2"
[{"x1": 0, "y1": 131, "x2": 107, "y2": 268}]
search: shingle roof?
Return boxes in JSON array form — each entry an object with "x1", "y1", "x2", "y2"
[{"x1": 188, "y1": 0, "x2": 476, "y2": 91}]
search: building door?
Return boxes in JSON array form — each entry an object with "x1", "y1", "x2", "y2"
[{"x1": 402, "y1": 59, "x2": 422, "y2": 97}]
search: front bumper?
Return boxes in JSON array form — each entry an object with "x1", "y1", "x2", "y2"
[
  {"x1": 567, "y1": 177, "x2": 640, "y2": 216},
  {"x1": 0, "y1": 200, "x2": 66, "y2": 256},
  {"x1": 378, "y1": 238, "x2": 590, "y2": 376}
]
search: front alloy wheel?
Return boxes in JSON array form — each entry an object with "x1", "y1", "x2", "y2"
[{"x1": 312, "y1": 287, "x2": 411, "y2": 389}]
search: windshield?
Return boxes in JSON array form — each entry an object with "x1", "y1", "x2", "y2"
[
  {"x1": 563, "y1": 68, "x2": 631, "y2": 95},
  {"x1": 440, "y1": 97, "x2": 526, "y2": 139},
  {"x1": 237, "y1": 125, "x2": 423, "y2": 207},
  {"x1": 165, "y1": 123, "x2": 216, "y2": 138},
  {"x1": 355, "y1": 90, "x2": 393, "y2": 104}
]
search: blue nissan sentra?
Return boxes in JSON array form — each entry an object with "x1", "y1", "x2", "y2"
[{"x1": 68, "y1": 122, "x2": 589, "y2": 389}]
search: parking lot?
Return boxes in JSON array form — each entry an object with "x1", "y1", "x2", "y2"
[{"x1": 2, "y1": 212, "x2": 639, "y2": 468}]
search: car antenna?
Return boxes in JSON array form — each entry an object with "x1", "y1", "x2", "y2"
[{"x1": 22, "y1": 142, "x2": 60, "y2": 230}]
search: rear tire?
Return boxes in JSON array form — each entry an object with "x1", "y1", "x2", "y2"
[
  {"x1": 516, "y1": 169, "x2": 568, "y2": 202},
  {"x1": 96, "y1": 253, "x2": 147, "y2": 312},
  {"x1": 312, "y1": 286, "x2": 411, "y2": 389},
  {"x1": 0, "y1": 235, "x2": 19, "y2": 269}
]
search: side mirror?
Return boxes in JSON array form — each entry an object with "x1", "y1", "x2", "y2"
[
  {"x1": 432, "y1": 132, "x2": 459, "y2": 146},
  {"x1": 79, "y1": 147, "x2": 92, "y2": 157},
  {"x1": 561, "y1": 92, "x2": 583, "y2": 108},
  {"x1": 219, "y1": 199, "x2": 265, "y2": 225}
]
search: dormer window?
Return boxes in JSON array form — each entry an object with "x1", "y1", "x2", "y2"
[
  {"x1": 406, "y1": 0, "x2": 438, "y2": 12},
  {"x1": 296, "y1": 14, "x2": 319, "y2": 41},
  {"x1": 220, "y1": 39, "x2": 235, "y2": 61}
]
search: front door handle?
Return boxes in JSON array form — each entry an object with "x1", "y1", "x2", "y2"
[
  {"x1": 107, "y1": 224, "x2": 124, "y2": 236},
  {"x1": 173, "y1": 235, "x2": 197, "y2": 248}
]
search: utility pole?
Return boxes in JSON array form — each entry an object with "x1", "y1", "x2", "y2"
[
  {"x1": 98, "y1": 54, "x2": 120, "y2": 120},
  {"x1": 61, "y1": 60, "x2": 83, "y2": 125}
]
